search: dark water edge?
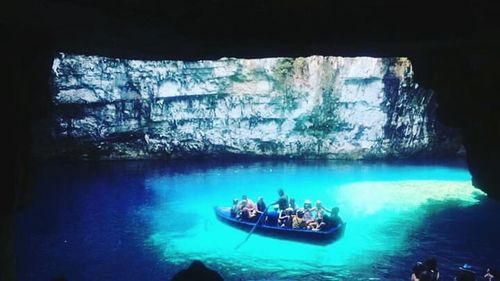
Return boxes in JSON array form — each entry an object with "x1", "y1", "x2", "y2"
[
  {"x1": 32, "y1": 155, "x2": 469, "y2": 175},
  {"x1": 374, "y1": 198, "x2": 500, "y2": 280},
  {"x1": 34, "y1": 152, "x2": 468, "y2": 162},
  {"x1": 16, "y1": 158, "x2": 499, "y2": 281}
]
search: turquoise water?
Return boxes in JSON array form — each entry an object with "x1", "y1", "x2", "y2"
[{"x1": 16, "y1": 160, "x2": 500, "y2": 280}]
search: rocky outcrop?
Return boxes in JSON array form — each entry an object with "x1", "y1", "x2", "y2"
[{"x1": 41, "y1": 53, "x2": 462, "y2": 160}]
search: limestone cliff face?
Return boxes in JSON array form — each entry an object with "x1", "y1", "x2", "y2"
[{"x1": 43, "y1": 53, "x2": 462, "y2": 160}]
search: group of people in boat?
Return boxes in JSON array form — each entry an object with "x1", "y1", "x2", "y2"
[
  {"x1": 411, "y1": 257, "x2": 497, "y2": 281},
  {"x1": 230, "y1": 188, "x2": 343, "y2": 231}
]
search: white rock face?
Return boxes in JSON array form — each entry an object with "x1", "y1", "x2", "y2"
[{"x1": 46, "y1": 53, "x2": 461, "y2": 160}]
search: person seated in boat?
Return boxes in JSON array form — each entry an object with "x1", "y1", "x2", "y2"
[
  {"x1": 307, "y1": 217, "x2": 324, "y2": 231},
  {"x1": 270, "y1": 188, "x2": 289, "y2": 214},
  {"x1": 265, "y1": 204, "x2": 280, "y2": 226},
  {"x1": 289, "y1": 197, "x2": 298, "y2": 215},
  {"x1": 300, "y1": 199, "x2": 314, "y2": 223},
  {"x1": 236, "y1": 196, "x2": 246, "y2": 215},
  {"x1": 236, "y1": 195, "x2": 252, "y2": 219},
  {"x1": 292, "y1": 209, "x2": 307, "y2": 229},
  {"x1": 285, "y1": 208, "x2": 294, "y2": 227},
  {"x1": 326, "y1": 207, "x2": 343, "y2": 227},
  {"x1": 278, "y1": 207, "x2": 294, "y2": 228},
  {"x1": 278, "y1": 209, "x2": 287, "y2": 227},
  {"x1": 317, "y1": 214, "x2": 332, "y2": 231},
  {"x1": 307, "y1": 202, "x2": 334, "y2": 231},
  {"x1": 311, "y1": 200, "x2": 326, "y2": 220},
  {"x1": 230, "y1": 198, "x2": 239, "y2": 218},
  {"x1": 256, "y1": 196, "x2": 266, "y2": 217},
  {"x1": 311, "y1": 211, "x2": 343, "y2": 231},
  {"x1": 240, "y1": 195, "x2": 257, "y2": 220}
]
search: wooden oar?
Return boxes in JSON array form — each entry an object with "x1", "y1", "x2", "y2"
[{"x1": 235, "y1": 205, "x2": 270, "y2": 250}]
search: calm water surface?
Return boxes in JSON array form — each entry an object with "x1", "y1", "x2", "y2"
[{"x1": 16, "y1": 160, "x2": 500, "y2": 280}]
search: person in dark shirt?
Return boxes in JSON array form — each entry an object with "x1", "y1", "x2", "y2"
[
  {"x1": 230, "y1": 198, "x2": 239, "y2": 217},
  {"x1": 289, "y1": 197, "x2": 298, "y2": 214},
  {"x1": 327, "y1": 207, "x2": 343, "y2": 226},
  {"x1": 265, "y1": 204, "x2": 280, "y2": 226},
  {"x1": 319, "y1": 207, "x2": 343, "y2": 230},
  {"x1": 278, "y1": 208, "x2": 294, "y2": 228},
  {"x1": 256, "y1": 196, "x2": 266, "y2": 217},
  {"x1": 271, "y1": 188, "x2": 289, "y2": 212}
]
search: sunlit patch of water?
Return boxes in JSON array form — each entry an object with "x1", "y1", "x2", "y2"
[{"x1": 141, "y1": 163, "x2": 484, "y2": 280}]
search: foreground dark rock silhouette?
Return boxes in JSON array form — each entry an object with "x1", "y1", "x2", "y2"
[
  {"x1": 455, "y1": 265, "x2": 477, "y2": 281},
  {"x1": 171, "y1": 260, "x2": 223, "y2": 281}
]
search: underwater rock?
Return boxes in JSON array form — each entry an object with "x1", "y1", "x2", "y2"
[{"x1": 42, "y1": 54, "x2": 462, "y2": 160}]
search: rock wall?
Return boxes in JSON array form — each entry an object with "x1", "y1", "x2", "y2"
[{"x1": 41, "y1": 53, "x2": 462, "y2": 160}]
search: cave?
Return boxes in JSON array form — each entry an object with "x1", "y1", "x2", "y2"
[{"x1": 2, "y1": 1, "x2": 499, "y2": 280}]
